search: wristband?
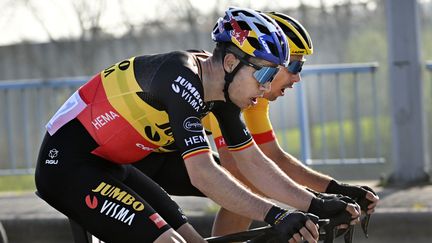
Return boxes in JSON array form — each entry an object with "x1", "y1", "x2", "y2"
[{"x1": 264, "y1": 205, "x2": 289, "y2": 226}]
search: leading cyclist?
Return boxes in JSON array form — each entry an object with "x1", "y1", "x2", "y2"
[{"x1": 35, "y1": 7, "x2": 323, "y2": 243}]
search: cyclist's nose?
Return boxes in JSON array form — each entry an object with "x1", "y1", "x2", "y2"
[{"x1": 293, "y1": 73, "x2": 301, "y2": 83}]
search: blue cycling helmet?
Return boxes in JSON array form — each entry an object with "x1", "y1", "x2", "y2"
[{"x1": 212, "y1": 7, "x2": 289, "y2": 66}]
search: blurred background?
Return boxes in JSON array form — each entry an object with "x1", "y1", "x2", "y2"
[{"x1": 0, "y1": 0, "x2": 431, "y2": 192}]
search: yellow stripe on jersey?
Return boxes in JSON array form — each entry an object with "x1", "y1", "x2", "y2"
[
  {"x1": 101, "y1": 57, "x2": 173, "y2": 147},
  {"x1": 228, "y1": 139, "x2": 254, "y2": 151},
  {"x1": 204, "y1": 98, "x2": 275, "y2": 147},
  {"x1": 182, "y1": 147, "x2": 211, "y2": 160}
]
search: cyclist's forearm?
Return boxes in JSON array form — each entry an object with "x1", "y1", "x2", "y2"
[
  {"x1": 232, "y1": 145, "x2": 314, "y2": 211},
  {"x1": 277, "y1": 152, "x2": 332, "y2": 192},
  {"x1": 184, "y1": 154, "x2": 273, "y2": 222},
  {"x1": 259, "y1": 141, "x2": 332, "y2": 192}
]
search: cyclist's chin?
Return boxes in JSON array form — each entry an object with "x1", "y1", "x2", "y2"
[
  {"x1": 264, "y1": 93, "x2": 278, "y2": 101},
  {"x1": 232, "y1": 99, "x2": 251, "y2": 109}
]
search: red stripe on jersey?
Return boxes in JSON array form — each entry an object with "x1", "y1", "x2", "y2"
[
  {"x1": 214, "y1": 136, "x2": 227, "y2": 149},
  {"x1": 252, "y1": 130, "x2": 276, "y2": 144}
]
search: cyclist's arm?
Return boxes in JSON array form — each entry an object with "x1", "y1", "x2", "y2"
[
  {"x1": 152, "y1": 55, "x2": 276, "y2": 223},
  {"x1": 229, "y1": 143, "x2": 314, "y2": 212},
  {"x1": 210, "y1": 103, "x2": 314, "y2": 211},
  {"x1": 243, "y1": 98, "x2": 332, "y2": 192},
  {"x1": 244, "y1": 100, "x2": 378, "y2": 212},
  {"x1": 184, "y1": 152, "x2": 274, "y2": 222},
  {"x1": 258, "y1": 140, "x2": 332, "y2": 192}
]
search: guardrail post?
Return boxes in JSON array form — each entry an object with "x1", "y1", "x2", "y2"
[{"x1": 386, "y1": 0, "x2": 430, "y2": 184}]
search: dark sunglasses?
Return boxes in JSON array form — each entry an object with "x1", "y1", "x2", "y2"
[
  {"x1": 237, "y1": 58, "x2": 279, "y2": 85},
  {"x1": 287, "y1": 60, "x2": 304, "y2": 74}
]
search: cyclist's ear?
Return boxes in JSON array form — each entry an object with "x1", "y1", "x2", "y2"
[{"x1": 223, "y1": 53, "x2": 240, "y2": 73}]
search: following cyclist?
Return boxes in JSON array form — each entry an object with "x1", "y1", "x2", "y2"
[
  {"x1": 36, "y1": 7, "x2": 321, "y2": 243},
  {"x1": 203, "y1": 11, "x2": 379, "y2": 236}
]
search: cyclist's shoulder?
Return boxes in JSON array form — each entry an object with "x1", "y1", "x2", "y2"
[{"x1": 133, "y1": 51, "x2": 191, "y2": 67}]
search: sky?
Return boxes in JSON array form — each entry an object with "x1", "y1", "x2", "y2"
[{"x1": 0, "y1": 0, "x2": 426, "y2": 46}]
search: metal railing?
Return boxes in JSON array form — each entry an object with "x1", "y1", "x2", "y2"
[
  {"x1": 427, "y1": 61, "x2": 432, "y2": 70},
  {"x1": 0, "y1": 63, "x2": 384, "y2": 175},
  {"x1": 270, "y1": 62, "x2": 384, "y2": 165},
  {"x1": 426, "y1": 61, "x2": 432, "y2": 167},
  {"x1": 0, "y1": 77, "x2": 86, "y2": 175}
]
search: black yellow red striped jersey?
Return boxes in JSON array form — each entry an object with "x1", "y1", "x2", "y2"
[
  {"x1": 202, "y1": 97, "x2": 276, "y2": 149},
  {"x1": 46, "y1": 50, "x2": 253, "y2": 164}
]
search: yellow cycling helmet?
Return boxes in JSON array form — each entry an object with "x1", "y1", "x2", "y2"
[{"x1": 265, "y1": 12, "x2": 313, "y2": 55}]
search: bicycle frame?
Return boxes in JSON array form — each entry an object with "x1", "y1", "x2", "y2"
[{"x1": 205, "y1": 219, "x2": 330, "y2": 243}]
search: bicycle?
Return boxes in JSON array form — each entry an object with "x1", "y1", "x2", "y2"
[
  {"x1": 35, "y1": 190, "x2": 371, "y2": 243},
  {"x1": 205, "y1": 214, "x2": 371, "y2": 243},
  {"x1": 205, "y1": 219, "x2": 329, "y2": 243}
]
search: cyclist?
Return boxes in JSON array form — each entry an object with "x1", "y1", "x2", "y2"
[
  {"x1": 203, "y1": 12, "x2": 380, "y2": 236},
  {"x1": 35, "y1": 7, "x2": 321, "y2": 243}
]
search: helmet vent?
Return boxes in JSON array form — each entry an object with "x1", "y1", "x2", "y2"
[
  {"x1": 237, "y1": 21, "x2": 252, "y2": 31},
  {"x1": 232, "y1": 10, "x2": 254, "y2": 17},
  {"x1": 255, "y1": 23, "x2": 271, "y2": 35},
  {"x1": 223, "y1": 22, "x2": 233, "y2": 31},
  {"x1": 277, "y1": 22, "x2": 306, "y2": 49},
  {"x1": 266, "y1": 42, "x2": 277, "y2": 56}
]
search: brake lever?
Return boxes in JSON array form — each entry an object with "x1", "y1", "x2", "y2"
[
  {"x1": 356, "y1": 196, "x2": 372, "y2": 238},
  {"x1": 343, "y1": 225, "x2": 354, "y2": 243},
  {"x1": 319, "y1": 210, "x2": 352, "y2": 243},
  {"x1": 360, "y1": 213, "x2": 370, "y2": 237}
]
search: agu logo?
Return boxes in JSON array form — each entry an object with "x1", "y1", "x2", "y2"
[{"x1": 45, "y1": 148, "x2": 59, "y2": 164}]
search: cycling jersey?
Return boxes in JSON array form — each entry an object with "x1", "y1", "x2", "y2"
[
  {"x1": 36, "y1": 50, "x2": 254, "y2": 242},
  {"x1": 203, "y1": 97, "x2": 276, "y2": 148},
  {"x1": 46, "y1": 50, "x2": 253, "y2": 163}
]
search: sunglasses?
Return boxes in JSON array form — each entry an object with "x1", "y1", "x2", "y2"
[
  {"x1": 286, "y1": 60, "x2": 304, "y2": 74},
  {"x1": 237, "y1": 58, "x2": 279, "y2": 85}
]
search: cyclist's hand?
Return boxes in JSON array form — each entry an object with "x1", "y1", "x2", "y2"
[
  {"x1": 265, "y1": 206, "x2": 319, "y2": 243},
  {"x1": 290, "y1": 213, "x2": 320, "y2": 243},
  {"x1": 325, "y1": 180, "x2": 379, "y2": 214},
  {"x1": 307, "y1": 197, "x2": 360, "y2": 226}
]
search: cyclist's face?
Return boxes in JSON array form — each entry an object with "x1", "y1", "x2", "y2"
[
  {"x1": 228, "y1": 57, "x2": 275, "y2": 109},
  {"x1": 264, "y1": 55, "x2": 304, "y2": 101}
]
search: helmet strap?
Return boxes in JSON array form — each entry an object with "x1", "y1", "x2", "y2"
[
  {"x1": 221, "y1": 45, "x2": 244, "y2": 103},
  {"x1": 223, "y1": 61, "x2": 243, "y2": 103}
]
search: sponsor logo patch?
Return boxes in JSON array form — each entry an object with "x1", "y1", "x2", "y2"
[
  {"x1": 85, "y1": 195, "x2": 98, "y2": 209},
  {"x1": 230, "y1": 18, "x2": 249, "y2": 46},
  {"x1": 184, "y1": 135, "x2": 206, "y2": 147},
  {"x1": 91, "y1": 182, "x2": 145, "y2": 212},
  {"x1": 171, "y1": 76, "x2": 205, "y2": 112},
  {"x1": 183, "y1": 116, "x2": 203, "y2": 132},
  {"x1": 45, "y1": 148, "x2": 59, "y2": 164},
  {"x1": 85, "y1": 194, "x2": 136, "y2": 226},
  {"x1": 149, "y1": 213, "x2": 167, "y2": 229}
]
